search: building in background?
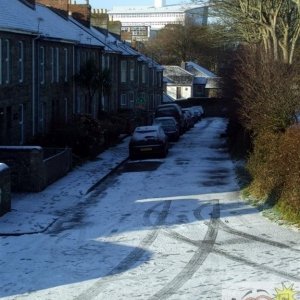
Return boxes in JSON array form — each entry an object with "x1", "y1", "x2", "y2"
[
  {"x1": 163, "y1": 62, "x2": 221, "y2": 100},
  {"x1": 107, "y1": 0, "x2": 209, "y2": 43}
]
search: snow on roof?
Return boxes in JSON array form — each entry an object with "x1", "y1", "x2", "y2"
[
  {"x1": 185, "y1": 61, "x2": 217, "y2": 78},
  {"x1": 0, "y1": 0, "x2": 103, "y2": 46},
  {"x1": 163, "y1": 65, "x2": 194, "y2": 77},
  {"x1": 205, "y1": 77, "x2": 221, "y2": 89}
]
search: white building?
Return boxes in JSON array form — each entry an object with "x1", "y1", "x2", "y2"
[{"x1": 108, "y1": 0, "x2": 209, "y2": 41}]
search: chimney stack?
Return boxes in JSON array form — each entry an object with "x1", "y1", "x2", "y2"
[
  {"x1": 36, "y1": 0, "x2": 69, "y2": 17},
  {"x1": 69, "y1": 1, "x2": 91, "y2": 27},
  {"x1": 91, "y1": 9, "x2": 109, "y2": 30}
]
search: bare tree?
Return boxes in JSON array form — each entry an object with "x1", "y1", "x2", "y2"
[
  {"x1": 207, "y1": 0, "x2": 300, "y2": 64},
  {"x1": 142, "y1": 22, "x2": 226, "y2": 71}
]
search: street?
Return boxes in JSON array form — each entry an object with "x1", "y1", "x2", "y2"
[{"x1": 1, "y1": 118, "x2": 300, "y2": 300}]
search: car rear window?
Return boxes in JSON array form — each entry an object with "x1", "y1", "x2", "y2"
[{"x1": 135, "y1": 129, "x2": 157, "y2": 134}]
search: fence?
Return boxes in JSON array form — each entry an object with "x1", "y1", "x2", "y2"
[{"x1": 0, "y1": 147, "x2": 72, "y2": 192}]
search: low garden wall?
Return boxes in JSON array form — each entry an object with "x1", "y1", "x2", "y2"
[
  {"x1": 0, "y1": 146, "x2": 72, "y2": 192},
  {"x1": 0, "y1": 163, "x2": 10, "y2": 216}
]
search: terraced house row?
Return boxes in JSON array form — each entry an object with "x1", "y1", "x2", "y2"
[{"x1": 0, "y1": 0, "x2": 164, "y2": 145}]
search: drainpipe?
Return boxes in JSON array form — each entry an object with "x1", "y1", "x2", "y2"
[{"x1": 72, "y1": 44, "x2": 76, "y2": 114}]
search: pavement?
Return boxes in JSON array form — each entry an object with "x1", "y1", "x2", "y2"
[{"x1": 0, "y1": 135, "x2": 131, "y2": 236}]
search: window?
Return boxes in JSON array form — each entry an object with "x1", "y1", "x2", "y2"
[
  {"x1": 39, "y1": 46, "x2": 45, "y2": 84},
  {"x1": 121, "y1": 94, "x2": 127, "y2": 106},
  {"x1": 101, "y1": 54, "x2": 110, "y2": 71},
  {"x1": 106, "y1": 55, "x2": 110, "y2": 70},
  {"x1": 121, "y1": 60, "x2": 127, "y2": 83},
  {"x1": 64, "y1": 48, "x2": 68, "y2": 82},
  {"x1": 176, "y1": 86, "x2": 182, "y2": 99},
  {"x1": 142, "y1": 64, "x2": 146, "y2": 84},
  {"x1": 158, "y1": 72, "x2": 162, "y2": 87},
  {"x1": 18, "y1": 41, "x2": 24, "y2": 83}
]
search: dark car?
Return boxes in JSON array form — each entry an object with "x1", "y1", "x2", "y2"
[
  {"x1": 154, "y1": 103, "x2": 185, "y2": 134},
  {"x1": 152, "y1": 116, "x2": 180, "y2": 142},
  {"x1": 129, "y1": 125, "x2": 169, "y2": 159},
  {"x1": 191, "y1": 106, "x2": 204, "y2": 121}
]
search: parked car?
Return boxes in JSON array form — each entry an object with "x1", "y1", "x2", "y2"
[
  {"x1": 152, "y1": 116, "x2": 180, "y2": 142},
  {"x1": 182, "y1": 108, "x2": 195, "y2": 130},
  {"x1": 129, "y1": 125, "x2": 169, "y2": 159},
  {"x1": 154, "y1": 103, "x2": 185, "y2": 134},
  {"x1": 191, "y1": 105, "x2": 204, "y2": 120}
]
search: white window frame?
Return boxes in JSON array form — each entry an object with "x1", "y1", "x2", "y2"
[
  {"x1": 121, "y1": 94, "x2": 127, "y2": 106},
  {"x1": 18, "y1": 41, "x2": 24, "y2": 83}
]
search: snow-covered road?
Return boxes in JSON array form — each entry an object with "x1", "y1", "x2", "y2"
[{"x1": 1, "y1": 118, "x2": 300, "y2": 300}]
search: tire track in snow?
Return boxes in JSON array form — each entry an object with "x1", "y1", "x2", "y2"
[
  {"x1": 195, "y1": 202, "x2": 300, "y2": 252},
  {"x1": 74, "y1": 200, "x2": 171, "y2": 300},
  {"x1": 149, "y1": 201, "x2": 220, "y2": 300},
  {"x1": 218, "y1": 220, "x2": 300, "y2": 253},
  {"x1": 193, "y1": 201, "x2": 300, "y2": 282},
  {"x1": 163, "y1": 230, "x2": 300, "y2": 282}
]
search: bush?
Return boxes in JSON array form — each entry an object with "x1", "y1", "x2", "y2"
[
  {"x1": 246, "y1": 125, "x2": 300, "y2": 223},
  {"x1": 28, "y1": 114, "x2": 105, "y2": 158},
  {"x1": 246, "y1": 130, "x2": 282, "y2": 202},
  {"x1": 275, "y1": 125, "x2": 300, "y2": 221},
  {"x1": 58, "y1": 114, "x2": 105, "y2": 158}
]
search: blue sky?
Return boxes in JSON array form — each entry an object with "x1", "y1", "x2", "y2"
[{"x1": 89, "y1": 0, "x2": 183, "y2": 10}]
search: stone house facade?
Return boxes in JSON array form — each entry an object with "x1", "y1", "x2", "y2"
[{"x1": 0, "y1": 0, "x2": 164, "y2": 146}]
